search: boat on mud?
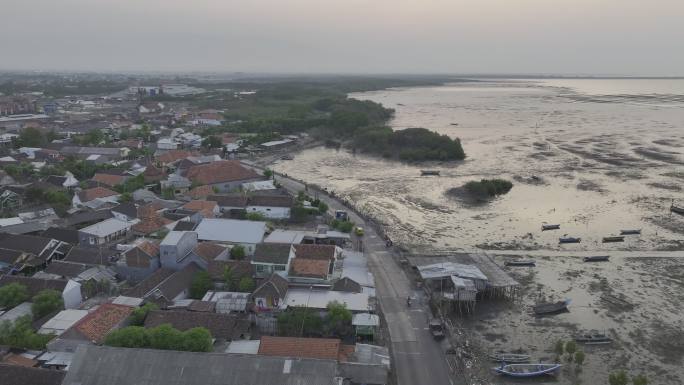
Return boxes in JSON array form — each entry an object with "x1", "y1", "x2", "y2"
[
  {"x1": 541, "y1": 223, "x2": 560, "y2": 231},
  {"x1": 583, "y1": 255, "x2": 610, "y2": 262},
  {"x1": 489, "y1": 353, "x2": 530, "y2": 363},
  {"x1": 504, "y1": 260, "x2": 536, "y2": 267},
  {"x1": 575, "y1": 332, "x2": 613, "y2": 345},
  {"x1": 602, "y1": 236, "x2": 625, "y2": 243},
  {"x1": 420, "y1": 170, "x2": 440, "y2": 176},
  {"x1": 559, "y1": 236, "x2": 581, "y2": 244},
  {"x1": 533, "y1": 299, "x2": 571, "y2": 315},
  {"x1": 493, "y1": 363, "x2": 561, "y2": 377},
  {"x1": 620, "y1": 229, "x2": 641, "y2": 235},
  {"x1": 671, "y1": 204, "x2": 684, "y2": 216}
]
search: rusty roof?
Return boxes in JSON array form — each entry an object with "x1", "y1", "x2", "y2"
[
  {"x1": 258, "y1": 336, "x2": 341, "y2": 360},
  {"x1": 186, "y1": 160, "x2": 260, "y2": 185}
]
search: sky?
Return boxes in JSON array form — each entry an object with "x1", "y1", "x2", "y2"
[{"x1": 1, "y1": 0, "x2": 683, "y2": 76}]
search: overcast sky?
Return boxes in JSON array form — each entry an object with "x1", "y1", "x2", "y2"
[{"x1": 2, "y1": 0, "x2": 683, "y2": 75}]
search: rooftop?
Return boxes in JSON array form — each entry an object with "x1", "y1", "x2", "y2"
[
  {"x1": 258, "y1": 336, "x2": 341, "y2": 361},
  {"x1": 282, "y1": 288, "x2": 370, "y2": 312},
  {"x1": 79, "y1": 218, "x2": 132, "y2": 237},
  {"x1": 195, "y1": 218, "x2": 266, "y2": 244},
  {"x1": 186, "y1": 160, "x2": 260, "y2": 185}
]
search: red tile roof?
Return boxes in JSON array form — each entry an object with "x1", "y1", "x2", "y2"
[
  {"x1": 290, "y1": 258, "x2": 331, "y2": 279},
  {"x1": 77, "y1": 187, "x2": 119, "y2": 203},
  {"x1": 186, "y1": 160, "x2": 260, "y2": 185},
  {"x1": 182, "y1": 200, "x2": 218, "y2": 218},
  {"x1": 258, "y1": 336, "x2": 341, "y2": 360},
  {"x1": 91, "y1": 173, "x2": 126, "y2": 187},
  {"x1": 193, "y1": 242, "x2": 226, "y2": 262},
  {"x1": 156, "y1": 150, "x2": 193, "y2": 165},
  {"x1": 73, "y1": 303, "x2": 134, "y2": 343},
  {"x1": 188, "y1": 185, "x2": 214, "y2": 199}
]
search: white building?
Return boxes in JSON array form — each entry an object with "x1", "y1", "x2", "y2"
[
  {"x1": 38, "y1": 309, "x2": 89, "y2": 336},
  {"x1": 195, "y1": 218, "x2": 266, "y2": 254}
]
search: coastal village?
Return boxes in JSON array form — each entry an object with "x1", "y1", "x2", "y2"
[{"x1": 0, "y1": 75, "x2": 680, "y2": 385}]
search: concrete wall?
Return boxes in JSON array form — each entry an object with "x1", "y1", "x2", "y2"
[
  {"x1": 115, "y1": 257, "x2": 161, "y2": 284},
  {"x1": 246, "y1": 206, "x2": 291, "y2": 219},
  {"x1": 63, "y1": 280, "x2": 83, "y2": 309},
  {"x1": 160, "y1": 232, "x2": 198, "y2": 270}
]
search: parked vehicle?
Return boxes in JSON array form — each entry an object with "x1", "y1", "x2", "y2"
[
  {"x1": 493, "y1": 363, "x2": 561, "y2": 377},
  {"x1": 355, "y1": 226, "x2": 365, "y2": 236},
  {"x1": 335, "y1": 210, "x2": 348, "y2": 221},
  {"x1": 428, "y1": 318, "x2": 446, "y2": 340}
]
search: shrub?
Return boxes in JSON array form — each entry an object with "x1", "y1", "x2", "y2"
[
  {"x1": 0, "y1": 283, "x2": 29, "y2": 309},
  {"x1": 263, "y1": 169, "x2": 273, "y2": 178},
  {"x1": 277, "y1": 307, "x2": 323, "y2": 337},
  {"x1": 246, "y1": 212, "x2": 266, "y2": 221},
  {"x1": 230, "y1": 245, "x2": 246, "y2": 260},
  {"x1": 632, "y1": 374, "x2": 649, "y2": 385},
  {"x1": 574, "y1": 350, "x2": 585, "y2": 366},
  {"x1": 105, "y1": 324, "x2": 212, "y2": 352},
  {"x1": 609, "y1": 370, "x2": 629, "y2": 385},
  {"x1": 325, "y1": 301, "x2": 352, "y2": 337},
  {"x1": 318, "y1": 201, "x2": 329, "y2": 214},
  {"x1": 464, "y1": 179, "x2": 513, "y2": 198},
  {"x1": 0, "y1": 316, "x2": 54, "y2": 349},
  {"x1": 31, "y1": 290, "x2": 64, "y2": 320},
  {"x1": 238, "y1": 277, "x2": 256, "y2": 292}
]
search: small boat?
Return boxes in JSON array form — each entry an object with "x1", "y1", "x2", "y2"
[
  {"x1": 280, "y1": 154, "x2": 294, "y2": 160},
  {"x1": 489, "y1": 353, "x2": 530, "y2": 363},
  {"x1": 575, "y1": 332, "x2": 613, "y2": 345},
  {"x1": 505, "y1": 260, "x2": 536, "y2": 267},
  {"x1": 493, "y1": 363, "x2": 561, "y2": 377},
  {"x1": 450, "y1": 123, "x2": 459, "y2": 126},
  {"x1": 533, "y1": 299, "x2": 571, "y2": 315},
  {"x1": 420, "y1": 170, "x2": 440, "y2": 176},
  {"x1": 671, "y1": 204, "x2": 684, "y2": 216},
  {"x1": 559, "y1": 237, "x2": 581, "y2": 244},
  {"x1": 620, "y1": 229, "x2": 641, "y2": 235},
  {"x1": 583, "y1": 255, "x2": 610, "y2": 262},
  {"x1": 602, "y1": 236, "x2": 624, "y2": 243},
  {"x1": 541, "y1": 224, "x2": 560, "y2": 231}
]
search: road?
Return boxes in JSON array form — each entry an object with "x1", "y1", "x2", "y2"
[{"x1": 256, "y1": 167, "x2": 455, "y2": 385}]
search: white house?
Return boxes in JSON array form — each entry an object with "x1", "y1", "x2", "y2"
[
  {"x1": 246, "y1": 195, "x2": 293, "y2": 219},
  {"x1": 78, "y1": 218, "x2": 136, "y2": 246},
  {"x1": 156, "y1": 137, "x2": 178, "y2": 150},
  {"x1": 195, "y1": 218, "x2": 266, "y2": 254}
]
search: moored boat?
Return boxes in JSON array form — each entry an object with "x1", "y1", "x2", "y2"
[
  {"x1": 533, "y1": 299, "x2": 571, "y2": 315},
  {"x1": 583, "y1": 255, "x2": 610, "y2": 262},
  {"x1": 559, "y1": 236, "x2": 581, "y2": 244},
  {"x1": 620, "y1": 229, "x2": 641, "y2": 235},
  {"x1": 541, "y1": 223, "x2": 560, "y2": 231},
  {"x1": 420, "y1": 170, "x2": 440, "y2": 176},
  {"x1": 493, "y1": 363, "x2": 561, "y2": 377},
  {"x1": 505, "y1": 260, "x2": 536, "y2": 267},
  {"x1": 575, "y1": 332, "x2": 613, "y2": 345},
  {"x1": 489, "y1": 353, "x2": 530, "y2": 363},
  {"x1": 602, "y1": 236, "x2": 624, "y2": 243}
]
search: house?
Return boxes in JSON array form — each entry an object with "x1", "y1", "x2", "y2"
[
  {"x1": 160, "y1": 173, "x2": 191, "y2": 194},
  {"x1": 159, "y1": 231, "x2": 228, "y2": 270},
  {"x1": 132, "y1": 205, "x2": 172, "y2": 236},
  {"x1": 0, "y1": 189, "x2": 22, "y2": 211},
  {"x1": 187, "y1": 185, "x2": 214, "y2": 200},
  {"x1": 144, "y1": 310, "x2": 248, "y2": 340},
  {"x1": 0, "y1": 233, "x2": 67, "y2": 267},
  {"x1": 0, "y1": 364, "x2": 65, "y2": 385},
  {"x1": 72, "y1": 187, "x2": 120, "y2": 209},
  {"x1": 155, "y1": 149, "x2": 193, "y2": 166},
  {"x1": 61, "y1": 345, "x2": 356, "y2": 385},
  {"x1": 281, "y1": 288, "x2": 370, "y2": 313},
  {"x1": 63, "y1": 209, "x2": 114, "y2": 228},
  {"x1": 143, "y1": 163, "x2": 166, "y2": 183},
  {"x1": 46, "y1": 303, "x2": 134, "y2": 353},
  {"x1": 78, "y1": 218, "x2": 133, "y2": 246},
  {"x1": 91, "y1": 172, "x2": 127, "y2": 187},
  {"x1": 207, "y1": 260, "x2": 254, "y2": 286},
  {"x1": 41, "y1": 227, "x2": 79, "y2": 245},
  {"x1": 185, "y1": 160, "x2": 261, "y2": 192},
  {"x1": 289, "y1": 258, "x2": 334, "y2": 282},
  {"x1": 38, "y1": 309, "x2": 89, "y2": 336},
  {"x1": 123, "y1": 263, "x2": 201, "y2": 306},
  {"x1": 182, "y1": 200, "x2": 219, "y2": 219},
  {"x1": 207, "y1": 194, "x2": 248, "y2": 213},
  {"x1": 44, "y1": 260, "x2": 90, "y2": 279},
  {"x1": 156, "y1": 137, "x2": 177, "y2": 150},
  {"x1": 63, "y1": 246, "x2": 117, "y2": 266},
  {"x1": 246, "y1": 194, "x2": 293, "y2": 219},
  {"x1": 251, "y1": 243, "x2": 292, "y2": 278},
  {"x1": 252, "y1": 273, "x2": 289, "y2": 312},
  {"x1": 59, "y1": 146, "x2": 128, "y2": 161},
  {"x1": 258, "y1": 336, "x2": 344, "y2": 361},
  {"x1": 195, "y1": 218, "x2": 266, "y2": 254},
  {"x1": 0, "y1": 275, "x2": 82, "y2": 309},
  {"x1": 110, "y1": 202, "x2": 138, "y2": 222},
  {"x1": 115, "y1": 241, "x2": 161, "y2": 283}
]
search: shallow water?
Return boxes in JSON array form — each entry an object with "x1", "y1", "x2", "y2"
[{"x1": 273, "y1": 80, "x2": 684, "y2": 253}]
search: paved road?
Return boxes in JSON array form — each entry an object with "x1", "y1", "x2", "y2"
[{"x1": 259, "y1": 169, "x2": 455, "y2": 385}]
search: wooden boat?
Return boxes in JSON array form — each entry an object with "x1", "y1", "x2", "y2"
[
  {"x1": 575, "y1": 332, "x2": 613, "y2": 345},
  {"x1": 505, "y1": 260, "x2": 536, "y2": 267},
  {"x1": 541, "y1": 224, "x2": 560, "y2": 231},
  {"x1": 559, "y1": 237, "x2": 581, "y2": 244},
  {"x1": 420, "y1": 170, "x2": 440, "y2": 176},
  {"x1": 533, "y1": 299, "x2": 571, "y2": 315},
  {"x1": 602, "y1": 236, "x2": 624, "y2": 243},
  {"x1": 583, "y1": 255, "x2": 610, "y2": 262},
  {"x1": 671, "y1": 204, "x2": 684, "y2": 216},
  {"x1": 489, "y1": 353, "x2": 530, "y2": 363},
  {"x1": 620, "y1": 229, "x2": 641, "y2": 235},
  {"x1": 493, "y1": 363, "x2": 561, "y2": 377}
]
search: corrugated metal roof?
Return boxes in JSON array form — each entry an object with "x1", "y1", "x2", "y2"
[
  {"x1": 195, "y1": 219, "x2": 266, "y2": 244},
  {"x1": 417, "y1": 261, "x2": 488, "y2": 282}
]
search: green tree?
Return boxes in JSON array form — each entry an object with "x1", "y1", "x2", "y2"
[
  {"x1": 223, "y1": 266, "x2": 237, "y2": 291},
  {"x1": 263, "y1": 169, "x2": 273, "y2": 178},
  {"x1": 0, "y1": 283, "x2": 29, "y2": 309},
  {"x1": 245, "y1": 212, "x2": 266, "y2": 221},
  {"x1": 189, "y1": 271, "x2": 213, "y2": 299},
  {"x1": 31, "y1": 290, "x2": 64, "y2": 319},
  {"x1": 238, "y1": 277, "x2": 255, "y2": 292},
  {"x1": 201, "y1": 135, "x2": 222, "y2": 149},
  {"x1": 0, "y1": 316, "x2": 54, "y2": 349},
  {"x1": 277, "y1": 307, "x2": 323, "y2": 337},
  {"x1": 574, "y1": 350, "x2": 585, "y2": 366},
  {"x1": 318, "y1": 201, "x2": 329, "y2": 214},
  {"x1": 230, "y1": 245, "x2": 246, "y2": 260},
  {"x1": 104, "y1": 326, "x2": 149, "y2": 348},
  {"x1": 554, "y1": 339, "x2": 565, "y2": 357},
  {"x1": 325, "y1": 301, "x2": 352, "y2": 337},
  {"x1": 129, "y1": 303, "x2": 158, "y2": 326},
  {"x1": 162, "y1": 187, "x2": 176, "y2": 199},
  {"x1": 17, "y1": 127, "x2": 46, "y2": 147},
  {"x1": 181, "y1": 327, "x2": 213, "y2": 352},
  {"x1": 609, "y1": 371, "x2": 629, "y2": 385},
  {"x1": 632, "y1": 374, "x2": 648, "y2": 385},
  {"x1": 564, "y1": 340, "x2": 577, "y2": 362},
  {"x1": 147, "y1": 324, "x2": 184, "y2": 350}
]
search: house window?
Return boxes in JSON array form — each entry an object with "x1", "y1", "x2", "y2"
[
  {"x1": 89, "y1": 236, "x2": 95, "y2": 245},
  {"x1": 274, "y1": 265, "x2": 285, "y2": 271},
  {"x1": 256, "y1": 265, "x2": 265, "y2": 273}
]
